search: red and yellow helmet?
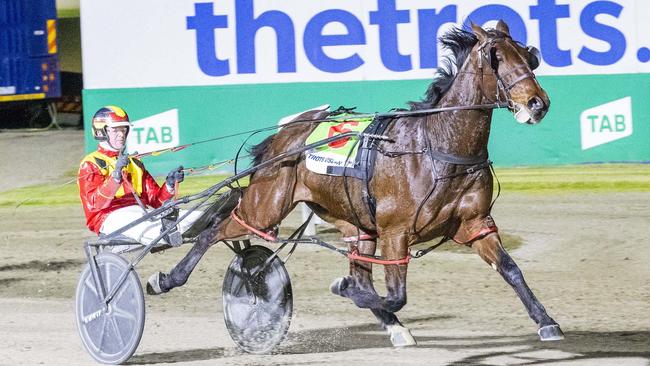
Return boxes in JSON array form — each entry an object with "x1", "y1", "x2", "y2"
[{"x1": 91, "y1": 105, "x2": 131, "y2": 141}]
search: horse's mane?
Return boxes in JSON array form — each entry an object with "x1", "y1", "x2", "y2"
[
  {"x1": 409, "y1": 28, "x2": 479, "y2": 110},
  {"x1": 249, "y1": 28, "x2": 491, "y2": 166},
  {"x1": 249, "y1": 134, "x2": 273, "y2": 168}
]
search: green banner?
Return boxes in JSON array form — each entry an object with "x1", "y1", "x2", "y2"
[{"x1": 83, "y1": 73, "x2": 650, "y2": 175}]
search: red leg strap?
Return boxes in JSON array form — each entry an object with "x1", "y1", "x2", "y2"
[
  {"x1": 452, "y1": 216, "x2": 499, "y2": 245},
  {"x1": 230, "y1": 203, "x2": 278, "y2": 242},
  {"x1": 347, "y1": 249, "x2": 410, "y2": 265},
  {"x1": 453, "y1": 225, "x2": 499, "y2": 245}
]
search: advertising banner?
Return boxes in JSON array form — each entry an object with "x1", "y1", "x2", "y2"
[{"x1": 81, "y1": 0, "x2": 650, "y2": 173}]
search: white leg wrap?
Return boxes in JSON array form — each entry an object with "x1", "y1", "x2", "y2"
[
  {"x1": 147, "y1": 272, "x2": 164, "y2": 295},
  {"x1": 386, "y1": 324, "x2": 417, "y2": 347}
]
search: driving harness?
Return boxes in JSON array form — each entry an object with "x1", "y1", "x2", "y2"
[
  {"x1": 231, "y1": 32, "x2": 541, "y2": 262},
  {"x1": 335, "y1": 32, "x2": 540, "y2": 231}
]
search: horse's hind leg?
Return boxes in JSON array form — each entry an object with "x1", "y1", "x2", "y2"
[
  {"x1": 147, "y1": 223, "x2": 222, "y2": 295},
  {"x1": 329, "y1": 233, "x2": 381, "y2": 307},
  {"x1": 330, "y1": 231, "x2": 416, "y2": 346},
  {"x1": 472, "y1": 233, "x2": 564, "y2": 341},
  {"x1": 148, "y1": 168, "x2": 299, "y2": 295}
]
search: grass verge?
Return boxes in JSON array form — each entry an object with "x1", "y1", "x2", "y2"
[
  {"x1": 0, "y1": 174, "x2": 238, "y2": 207},
  {"x1": 495, "y1": 163, "x2": 650, "y2": 193},
  {"x1": 1, "y1": 164, "x2": 648, "y2": 207}
]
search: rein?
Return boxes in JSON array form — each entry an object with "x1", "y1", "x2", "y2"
[{"x1": 129, "y1": 102, "x2": 509, "y2": 162}]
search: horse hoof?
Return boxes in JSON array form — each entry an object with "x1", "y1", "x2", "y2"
[
  {"x1": 329, "y1": 277, "x2": 349, "y2": 297},
  {"x1": 146, "y1": 272, "x2": 167, "y2": 295},
  {"x1": 386, "y1": 325, "x2": 417, "y2": 347},
  {"x1": 538, "y1": 324, "x2": 564, "y2": 341}
]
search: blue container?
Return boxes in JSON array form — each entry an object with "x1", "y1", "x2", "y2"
[{"x1": 0, "y1": 0, "x2": 60, "y2": 103}]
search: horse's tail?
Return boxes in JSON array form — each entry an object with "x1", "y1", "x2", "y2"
[{"x1": 181, "y1": 187, "x2": 245, "y2": 239}]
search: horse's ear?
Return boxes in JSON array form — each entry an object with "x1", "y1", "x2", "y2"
[
  {"x1": 496, "y1": 20, "x2": 510, "y2": 36},
  {"x1": 470, "y1": 22, "x2": 488, "y2": 42}
]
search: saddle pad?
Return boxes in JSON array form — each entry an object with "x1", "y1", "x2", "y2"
[{"x1": 305, "y1": 115, "x2": 373, "y2": 175}]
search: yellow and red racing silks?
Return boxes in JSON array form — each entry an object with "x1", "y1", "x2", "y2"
[{"x1": 77, "y1": 146, "x2": 173, "y2": 233}]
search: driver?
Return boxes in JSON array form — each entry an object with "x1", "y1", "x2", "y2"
[{"x1": 78, "y1": 105, "x2": 200, "y2": 253}]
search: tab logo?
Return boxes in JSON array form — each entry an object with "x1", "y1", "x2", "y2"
[
  {"x1": 580, "y1": 97, "x2": 632, "y2": 150},
  {"x1": 126, "y1": 109, "x2": 180, "y2": 155}
]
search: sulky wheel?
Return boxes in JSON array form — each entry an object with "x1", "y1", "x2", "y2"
[
  {"x1": 75, "y1": 252, "x2": 145, "y2": 364},
  {"x1": 222, "y1": 245, "x2": 293, "y2": 354}
]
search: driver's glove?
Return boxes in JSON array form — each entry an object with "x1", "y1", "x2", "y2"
[
  {"x1": 112, "y1": 153, "x2": 129, "y2": 182},
  {"x1": 165, "y1": 166, "x2": 184, "y2": 191}
]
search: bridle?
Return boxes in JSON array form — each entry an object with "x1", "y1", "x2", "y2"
[{"x1": 474, "y1": 35, "x2": 541, "y2": 108}]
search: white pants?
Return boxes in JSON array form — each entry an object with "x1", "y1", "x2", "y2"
[{"x1": 100, "y1": 206, "x2": 204, "y2": 253}]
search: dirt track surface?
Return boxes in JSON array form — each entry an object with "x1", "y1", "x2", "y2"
[
  {"x1": 0, "y1": 131, "x2": 649, "y2": 365},
  {"x1": 0, "y1": 130, "x2": 84, "y2": 191}
]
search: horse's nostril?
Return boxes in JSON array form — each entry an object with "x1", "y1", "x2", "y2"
[{"x1": 527, "y1": 96, "x2": 544, "y2": 111}]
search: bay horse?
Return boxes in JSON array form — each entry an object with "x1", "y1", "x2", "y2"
[{"x1": 148, "y1": 21, "x2": 564, "y2": 346}]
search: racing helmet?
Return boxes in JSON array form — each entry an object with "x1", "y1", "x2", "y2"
[{"x1": 91, "y1": 105, "x2": 131, "y2": 141}]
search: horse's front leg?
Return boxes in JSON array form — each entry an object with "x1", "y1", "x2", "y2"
[
  {"x1": 379, "y1": 259, "x2": 416, "y2": 346},
  {"x1": 472, "y1": 233, "x2": 564, "y2": 341}
]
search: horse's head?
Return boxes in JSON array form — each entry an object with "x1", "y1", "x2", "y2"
[{"x1": 471, "y1": 21, "x2": 549, "y2": 124}]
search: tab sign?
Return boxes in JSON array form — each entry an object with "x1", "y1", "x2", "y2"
[{"x1": 580, "y1": 97, "x2": 632, "y2": 150}]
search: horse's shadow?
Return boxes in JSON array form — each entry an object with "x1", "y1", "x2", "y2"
[
  {"x1": 423, "y1": 329, "x2": 650, "y2": 365},
  {"x1": 128, "y1": 315, "x2": 650, "y2": 365}
]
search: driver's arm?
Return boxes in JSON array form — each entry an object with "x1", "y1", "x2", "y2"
[{"x1": 78, "y1": 161, "x2": 121, "y2": 211}]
